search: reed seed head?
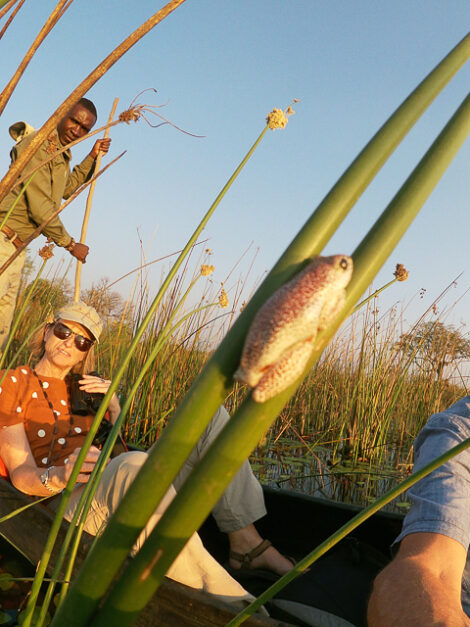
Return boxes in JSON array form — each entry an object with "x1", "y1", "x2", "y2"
[
  {"x1": 219, "y1": 289, "x2": 229, "y2": 308},
  {"x1": 266, "y1": 108, "x2": 288, "y2": 130},
  {"x1": 200, "y1": 264, "x2": 215, "y2": 276},
  {"x1": 38, "y1": 242, "x2": 54, "y2": 260},
  {"x1": 118, "y1": 107, "x2": 141, "y2": 124},
  {"x1": 394, "y1": 263, "x2": 409, "y2": 282}
]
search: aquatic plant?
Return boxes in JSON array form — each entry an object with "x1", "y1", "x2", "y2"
[{"x1": 54, "y1": 33, "x2": 470, "y2": 626}]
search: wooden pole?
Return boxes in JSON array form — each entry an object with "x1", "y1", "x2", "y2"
[
  {"x1": 0, "y1": 0, "x2": 21, "y2": 20},
  {"x1": 0, "y1": 0, "x2": 188, "y2": 205},
  {"x1": 73, "y1": 97, "x2": 118, "y2": 302}
]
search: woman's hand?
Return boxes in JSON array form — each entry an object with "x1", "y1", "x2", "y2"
[
  {"x1": 58, "y1": 445, "x2": 102, "y2": 484},
  {"x1": 79, "y1": 374, "x2": 121, "y2": 423}
]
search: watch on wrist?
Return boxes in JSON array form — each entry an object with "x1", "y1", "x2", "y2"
[
  {"x1": 40, "y1": 466, "x2": 61, "y2": 494},
  {"x1": 65, "y1": 238, "x2": 76, "y2": 252}
]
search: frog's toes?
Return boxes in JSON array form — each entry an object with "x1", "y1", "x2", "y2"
[
  {"x1": 234, "y1": 362, "x2": 270, "y2": 387},
  {"x1": 252, "y1": 341, "x2": 314, "y2": 403}
]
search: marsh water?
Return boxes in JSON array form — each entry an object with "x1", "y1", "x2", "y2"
[{"x1": 251, "y1": 436, "x2": 411, "y2": 515}]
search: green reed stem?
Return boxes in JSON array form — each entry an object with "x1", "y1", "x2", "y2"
[
  {"x1": 55, "y1": 302, "x2": 214, "y2": 608},
  {"x1": 55, "y1": 35, "x2": 470, "y2": 623},
  {"x1": 132, "y1": 408, "x2": 173, "y2": 446},
  {"x1": 38, "y1": 294, "x2": 217, "y2": 624},
  {"x1": 353, "y1": 277, "x2": 398, "y2": 312},
  {"x1": 90, "y1": 85, "x2": 470, "y2": 626},
  {"x1": 50, "y1": 126, "x2": 269, "y2": 626},
  {"x1": 0, "y1": 496, "x2": 50, "y2": 523}
]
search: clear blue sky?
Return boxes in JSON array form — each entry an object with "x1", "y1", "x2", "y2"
[{"x1": 2, "y1": 1, "x2": 470, "y2": 336}]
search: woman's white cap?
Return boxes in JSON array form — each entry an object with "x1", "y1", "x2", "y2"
[{"x1": 54, "y1": 301, "x2": 102, "y2": 342}]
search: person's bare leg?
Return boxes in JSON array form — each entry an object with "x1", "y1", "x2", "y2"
[{"x1": 228, "y1": 524, "x2": 294, "y2": 575}]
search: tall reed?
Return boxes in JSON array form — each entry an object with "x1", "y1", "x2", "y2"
[
  {"x1": 44, "y1": 35, "x2": 470, "y2": 626},
  {"x1": 3, "y1": 8, "x2": 470, "y2": 622}
]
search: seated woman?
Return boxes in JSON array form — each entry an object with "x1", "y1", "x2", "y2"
[{"x1": 0, "y1": 301, "x2": 291, "y2": 597}]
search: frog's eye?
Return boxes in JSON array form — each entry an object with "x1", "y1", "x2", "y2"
[{"x1": 340, "y1": 257, "x2": 349, "y2": 270}]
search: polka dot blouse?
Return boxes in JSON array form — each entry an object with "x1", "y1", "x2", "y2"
[{"x1": 0, "y1": 366, "x2": 94, "y2": 467}]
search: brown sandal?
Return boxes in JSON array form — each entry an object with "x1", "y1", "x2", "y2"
[
  {"x1": 229, "y1": 539, "x2": 296, "y2": 581},
  {"x1": 230, "y1": 539, "x2": 273, "y2": 566}
]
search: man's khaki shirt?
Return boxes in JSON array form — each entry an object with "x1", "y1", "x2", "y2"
[{"x1": 0, "y1": 128, "x2": 95, "y2": 247}]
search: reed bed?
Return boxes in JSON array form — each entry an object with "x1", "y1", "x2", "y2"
[
  {"x1": 5, "y1": 256, "x2": 468, "y2": 513},
  {"x1": 249, "y1": 298, "x2": 468, "y2": 508}
]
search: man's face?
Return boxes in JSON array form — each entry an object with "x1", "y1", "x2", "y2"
[{"x1": 57, "y1": 104, "x2": 96, "y2": 146}]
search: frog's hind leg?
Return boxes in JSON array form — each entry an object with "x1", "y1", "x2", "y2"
[{"x1": 252, "y1": 340, "x2": 314, "y2": 403}]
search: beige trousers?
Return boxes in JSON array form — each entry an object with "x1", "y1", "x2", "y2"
[
  {"x1": 0, "y1": 235, "x2": 26, "y2": 352},
  {"x1": 64, "y1": 451, "x2": 255, "y2": 606},
  {"x1": 172, "y1": 405, "x2": 266, "y2": 532}
]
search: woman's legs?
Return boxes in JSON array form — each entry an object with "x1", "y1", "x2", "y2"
[
  {"x1": 173, "y1": 406, "x2": 294, "y2": 575},
  {"x1": 64, "y1": 451, "x2": 254, "y2": 603},
  {"x1": 173, "y1": 406, "x2": 266, "y2": 532}
]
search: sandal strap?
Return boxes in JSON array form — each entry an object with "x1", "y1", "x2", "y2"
[{"x1": 230, "y1": 539, "x2": 272, "y2": 564}]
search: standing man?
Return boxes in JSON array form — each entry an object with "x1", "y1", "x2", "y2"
[{"x1": 0, "y1": 97, "x2": 111, "y2": 351}]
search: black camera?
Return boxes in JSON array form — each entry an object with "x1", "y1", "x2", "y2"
[{"x1": 67, "y1": 371, "x2": 105, "y2": 416}]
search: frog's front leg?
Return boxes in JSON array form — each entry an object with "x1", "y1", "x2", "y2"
[
  {"x1": 317, "y1": 291, "x2": 346, "y2": 334},
  {"x1": 252, "y1": 339, "x2": 315, "y2": 403}
]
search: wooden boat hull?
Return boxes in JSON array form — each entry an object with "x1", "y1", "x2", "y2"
[
  {"x1": 0, "y1": 479, "x2": 292, "y2": 626},
  {"x1": 0, "y1": 479, "x2": 403, "y2": 626}
]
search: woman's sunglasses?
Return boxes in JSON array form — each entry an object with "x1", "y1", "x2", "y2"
[{"x1": 52, "y1": 321, "x2": 94, "y2": 352}]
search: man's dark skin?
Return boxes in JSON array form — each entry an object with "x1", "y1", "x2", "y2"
[{"x1": 56, "y1": 102, "x2": 111, "y2": 263}]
